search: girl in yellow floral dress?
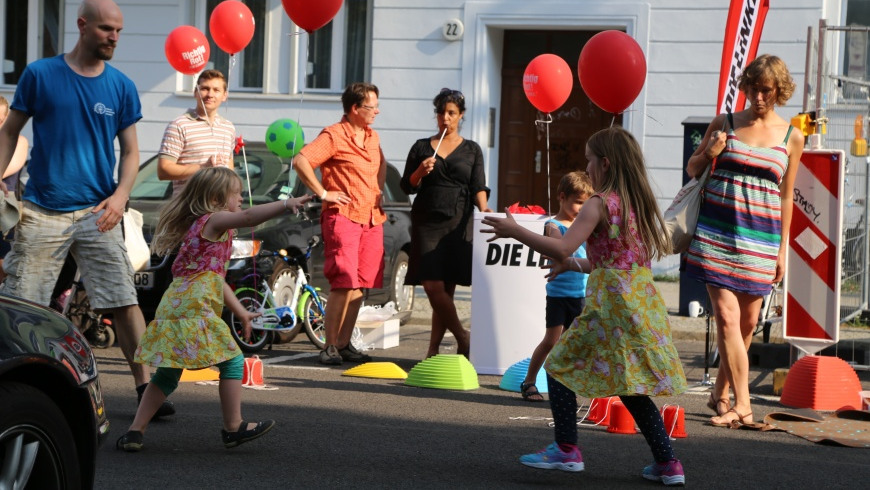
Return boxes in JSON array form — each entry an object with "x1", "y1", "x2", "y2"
[
  {"x1": 117, "y1": 167, "x2": 311, "y2": 452},
  {"x1": 482, "y1": 126, "x2": 687, "y2": 486}
]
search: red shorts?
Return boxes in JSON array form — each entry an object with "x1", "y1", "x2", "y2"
[{"x1": 321, "y1": 208, "x2": 384, "y2": 289}]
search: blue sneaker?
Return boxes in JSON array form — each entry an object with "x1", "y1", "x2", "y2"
[
  {"x1": 519, "y1": 442, "x2": 584, "y2": 472},
  {"x1": 642, "y1": 459, "x2": 685, "y2": 486}
]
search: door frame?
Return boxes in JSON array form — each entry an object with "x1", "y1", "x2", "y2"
[{"x1": 460, "y1": 1, "x2": 651, "y2": 207}]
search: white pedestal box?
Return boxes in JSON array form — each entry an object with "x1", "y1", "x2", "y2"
[{"x1": 470, "y1": 212, "x2": 549, "y2": 375}]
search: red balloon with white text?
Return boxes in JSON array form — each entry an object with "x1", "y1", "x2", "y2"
[
  {"x1": 165, "y1": 26, "x2": 210, "y2": 75},
  {"x1": 523, "y1": 54, "x2": 573, "y2": 113}
]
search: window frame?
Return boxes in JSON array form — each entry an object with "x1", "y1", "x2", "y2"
[
  {"x1": 189, "y1": 0, "x2": 370, "y2": 96},
  {"x1": 0, "y1": 0, "x2": 62, "y2": 88}
]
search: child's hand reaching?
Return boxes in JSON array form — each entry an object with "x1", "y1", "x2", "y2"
[
  {"x1": 480, "y1": 208, "x2": 519, "y2": 242},
  {"x1": 542, "y1": 257, "x2": 569, "y2": 282},
  {"x1": 284, "y1": 194, "x2": 314, "y2": 214},
  {"x1": 239, "y1": 310, "x2": 262, "y2": 341}
]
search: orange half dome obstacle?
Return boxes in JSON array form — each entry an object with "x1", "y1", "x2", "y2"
[{"x1": 780, "y1": 355, "x2": 863, "y2": 411}]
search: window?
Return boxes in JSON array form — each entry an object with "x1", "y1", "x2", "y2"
[
  {"x1": 205, "y1": 0, "x2": 266, "y2": 90},
  {"x1": 1, "y1": 0, "x2": 61, "y2": 86},
  {"x1": 195, "y1": 0, "x2": 371, "y2": 95},
  {"x1": 306, "y1": 0, "x2": 371, "y2": 90}
]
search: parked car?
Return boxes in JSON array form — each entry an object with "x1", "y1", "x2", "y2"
[
  {"x1": 0, "y1": 292, "x2": 109, "y2": 489},
  {"x1": 127, "y1": 142, "x2": 415, "y2": 337}
]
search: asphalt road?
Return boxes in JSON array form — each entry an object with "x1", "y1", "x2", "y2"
[{"x1": 92, "y1": 286, "x2": 870, "y2": 489}]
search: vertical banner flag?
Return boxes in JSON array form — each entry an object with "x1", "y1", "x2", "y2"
[{"x1": 716, "y1": 0, "x2": 770, "y2": 114}]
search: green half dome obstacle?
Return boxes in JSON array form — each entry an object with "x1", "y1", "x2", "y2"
[{"x1": 405, "y1": 354, "x2": 479, "y2": 390}]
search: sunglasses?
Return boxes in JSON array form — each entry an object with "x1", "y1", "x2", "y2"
[{"x1": 439, "y1": 87, "x2": 464, "y2": 100}]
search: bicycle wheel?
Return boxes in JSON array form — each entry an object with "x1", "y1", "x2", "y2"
[
  {"x1": 302, "y1": 292, "x2": 327, "y2": 349},
  {"x1": 704, "y1": 312, "x2": 719, "y2": 368},
  {"x1": 223, "y1": 287, "x2": 272, "y2": 353},
  {"x1": 757, "y1": 285, "x2": 783, "y2": 343}
]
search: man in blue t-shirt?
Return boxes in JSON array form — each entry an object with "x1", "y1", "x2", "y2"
[{"x1": 0, "y1": 0, "x2": 173, "y2": 417}]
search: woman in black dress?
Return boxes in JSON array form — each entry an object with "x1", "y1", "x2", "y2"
[{"x1": 401, "y1": 88, "x2": 491, "y2": 358}]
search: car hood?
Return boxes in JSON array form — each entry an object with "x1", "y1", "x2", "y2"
[{"x1": 0, "y1": 293, "x2": 99, "y2": 385}]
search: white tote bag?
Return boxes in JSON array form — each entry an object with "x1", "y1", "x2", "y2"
[
  {"x1": 664, "y1": 166, "x2": 711, "y2": 255},
  {"x1": 123, "y1": 208, "x2": 150, "y2": 272}
]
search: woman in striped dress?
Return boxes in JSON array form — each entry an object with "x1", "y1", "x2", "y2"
[{"x1": 685, "y1": 55, "x2": 804, "y2": 427}]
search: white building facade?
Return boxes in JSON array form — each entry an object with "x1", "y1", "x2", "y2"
[{"x1": 0, "y1": 0, "x2": 855, "y2": 273}]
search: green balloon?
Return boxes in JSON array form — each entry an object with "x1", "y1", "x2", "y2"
[{"x1": 265, "y1": 118, "x2": 305, "y2": 158}]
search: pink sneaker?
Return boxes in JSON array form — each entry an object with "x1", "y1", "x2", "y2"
[
  {"x1": 519, "y1": 442, "x2": 584, "y2": 472},
  {"x1": 642, "y1": 459, "x2": 685, "y2": 486}
]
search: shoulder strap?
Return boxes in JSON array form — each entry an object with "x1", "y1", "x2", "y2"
[
  {"x1": 783, "y1": 125, "x2": 794, "y2": 144},
  {"x1": 726, "y1": 112, "x2": 734, "y2": 130}
]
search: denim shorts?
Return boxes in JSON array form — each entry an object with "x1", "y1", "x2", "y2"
[{"x1": 1, "y1": 200, "x2": 137, "y2": 309}]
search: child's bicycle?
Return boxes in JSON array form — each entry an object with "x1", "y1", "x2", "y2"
[{"x1": 223, "y1": 236, "x2": 328, "y2": 353}]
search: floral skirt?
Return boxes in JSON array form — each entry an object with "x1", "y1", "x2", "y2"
[
  {"x1": 135, "y1": 272, "x2": 239, "y2": 369},
  {"x1": 544, "y1": 265, "x2": 687, "y2": 398}
]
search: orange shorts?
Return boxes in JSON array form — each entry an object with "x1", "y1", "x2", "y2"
[{"x1": 321, "y1": 208, "x2": 384, "y2": 290}]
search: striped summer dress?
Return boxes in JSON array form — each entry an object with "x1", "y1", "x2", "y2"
[{"x1": 685, "y1": 113, "x2": 793, "y2": 297}]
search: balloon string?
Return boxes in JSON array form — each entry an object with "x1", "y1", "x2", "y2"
[{"x1": 535, "y1": 114, "x2": 553, "y2": 215}]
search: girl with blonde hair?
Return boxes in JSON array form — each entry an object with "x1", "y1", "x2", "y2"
[{"x1": 117, "y1": 166, "x2": 312, "y2": 452}]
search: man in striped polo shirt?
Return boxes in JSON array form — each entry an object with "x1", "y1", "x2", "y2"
[{"x1": 157, "y1": 69, "x2": 236, "y2": 196}]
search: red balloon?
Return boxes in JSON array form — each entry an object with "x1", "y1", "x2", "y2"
[
  {"x1": 281, "y1": 0, "x2": 343, "y2": 33},
  {"x1": 577, "y1": 30, "x2": 647, "y2": 114},
  {"x1": 165, "y1": 26, "x2": 210, "y2": 75},
  {"x1": 209, "y1": 0, "x2": 255, "y2": 55},
  {"x1": 523, "y1": 54, "x2": 573, "y2": 113}
]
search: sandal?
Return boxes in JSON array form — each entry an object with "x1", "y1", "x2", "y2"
[
  {"x1": 710, "y1": 408, "x2": 753, "y2": 428},
  {"x1": 116, "y1": 430, "x2": 144, "y2": 452},
  {"x1": 520, "y1": 382, "x2": 545, "y2": 402},
  {"x1": 221, "y1": 419, "x2": 276, "y2": 448},
  {"x1": 706, "y1": 393, "x2": 730, "y2": 416}
]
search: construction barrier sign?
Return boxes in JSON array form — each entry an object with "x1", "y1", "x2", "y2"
[{"x1": 785, "y1": 149, "x2": 845, "y2": 354}]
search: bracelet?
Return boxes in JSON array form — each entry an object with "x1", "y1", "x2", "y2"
[
  {"x1": 572, "y1": 257, "x2": 584, "y2": 273},
  {"x1": 320, "y1": 189, "x2": 328, "y2": 200},
  {"x1": 283, "y1": 198, "x2": 290, "y2": 210}
]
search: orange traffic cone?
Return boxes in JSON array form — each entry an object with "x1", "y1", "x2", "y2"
[
  {"x1": 606, "y1": 400, "x2": 638, "y2": 434},
  {"x1": 660, "y1": 404, "x2": 687, "y2": 438},
  {"x1": 586, "y1": 396, "x2": 617, "y2": 426}
]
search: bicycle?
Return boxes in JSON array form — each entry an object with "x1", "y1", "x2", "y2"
[
  {"x1": 49, "y1": 256, "x2": 116, "y2": 349},
  {"x1": 223, "y1": 236, "x2": 328, "y2": 353}
]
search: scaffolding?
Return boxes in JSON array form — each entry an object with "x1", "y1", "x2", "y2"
[{"x1": 804, "y1": 19, "x2": 870, "y2": 322}]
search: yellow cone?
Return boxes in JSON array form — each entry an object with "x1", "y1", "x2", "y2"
[{"x1": 342, "y1": 362, "x2": 408, "y2": 380}]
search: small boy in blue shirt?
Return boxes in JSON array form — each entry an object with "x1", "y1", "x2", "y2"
[{"x1": 520, "y1": 171, "x2": 593, "y2": 401}]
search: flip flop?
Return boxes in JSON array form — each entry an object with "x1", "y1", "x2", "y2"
[
  {"x1": 520, "y1": 382, "x2": 544, "y2": 402},
  {"x1": 710, "y1": 408, "x2": 753, "y2": 428}
]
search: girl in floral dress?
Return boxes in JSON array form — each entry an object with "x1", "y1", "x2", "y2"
[
  {"x1": 482, "y1": 126, "x2": 687, "y2": 486},
  {"x1": 117, "y1": 167, "x2": 312, "y2": 452}
]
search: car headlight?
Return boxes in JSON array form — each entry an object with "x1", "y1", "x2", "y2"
[{"x1": 231, "y1": 239, "x2": 262, "y2": 259}]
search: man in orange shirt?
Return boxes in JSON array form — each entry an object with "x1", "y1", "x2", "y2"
[{"x1": 293, "y1": 83, "x2": 387, "y2": 365}]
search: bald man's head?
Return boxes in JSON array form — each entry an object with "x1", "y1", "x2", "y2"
[
  {"x1": 75, "y1": 0, "x2": 124, "y2": 61},
  {"x1": 78, "y1": 0, "x2": 122, "y2": 20}
]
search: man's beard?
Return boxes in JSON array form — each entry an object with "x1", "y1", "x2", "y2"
[{"x1": 94, "y1": 45, "x2": 115, "y2": 61}]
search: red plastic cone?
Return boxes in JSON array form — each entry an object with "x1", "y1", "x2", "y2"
[
  {"x1": 586, "y1": 396, "x2": 617, "y2": 425},
  {"x1": 606, "y1": 401, "x2": 638, "y2": 434},
  {"x1": 660, "y1": 404, "x2": 687, "y2": 438}
]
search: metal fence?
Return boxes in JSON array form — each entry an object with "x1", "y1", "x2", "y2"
[{"x1": 805, "y1": 20, "x2": 870, "y2": 322}]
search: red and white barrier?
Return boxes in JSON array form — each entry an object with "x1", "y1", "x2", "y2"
[{"x1": 785, "y1": 149, "x2": 845, "y2": 354}]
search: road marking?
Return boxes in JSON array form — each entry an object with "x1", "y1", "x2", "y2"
[
  {"x1": 261, "y1": 353, "x2": 318, "y2": 363},
  {"x1": 266, "y1": 364, "x2": 330, "y2": 371}
]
